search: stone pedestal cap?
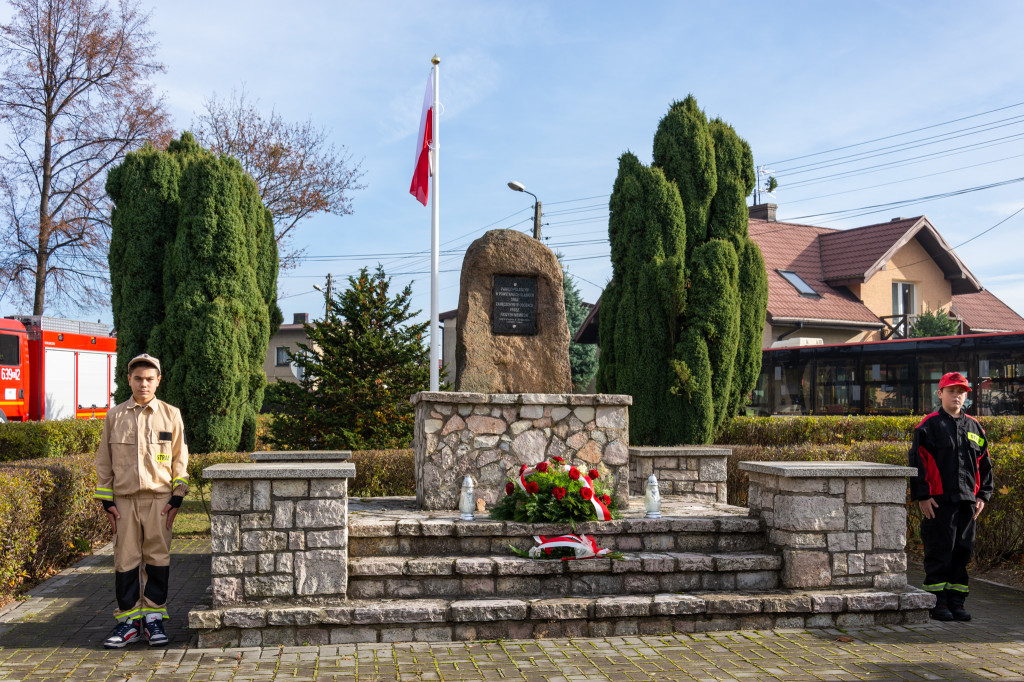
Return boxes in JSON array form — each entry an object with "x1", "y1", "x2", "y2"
[
  {"x1": 203, "y1": 462, "x2": 356, "y2": 479},
  {"x1": 739, "y1": 461, "x2": 917, "y2": 477},
  {"x1": 251, "y1": 451, "x2": 351, "y2": 462}
]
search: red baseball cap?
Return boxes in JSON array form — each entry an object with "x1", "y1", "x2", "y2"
[{"x1": 938, "y1": 372, "x2": 971, "y2": 391}]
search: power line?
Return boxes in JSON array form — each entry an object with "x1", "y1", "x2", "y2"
[
  {"x1": 768, "y1": 100, "x2": 1024, "y2": 166},
  {"x1": 783, "y1": 152, "x2": 1024, "y2": 205},
  {"x1": 773, "y1": 113, "x2": 1024, "y2": 175},
  {"x1": 783, "y1": 175, "x2": 1024, "y2": 223}
]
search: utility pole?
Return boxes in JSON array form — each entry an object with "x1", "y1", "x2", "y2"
[
  {"x1": 315, "y1": 273, "x2": 333, "y2": 321},
  {"x1": 533, "y1": 200, "x2": 543, "y2": 241}
]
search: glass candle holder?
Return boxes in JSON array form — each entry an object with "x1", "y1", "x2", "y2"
[{"x1": 644, "y1": 473, "x2": 662, "y2": 519}]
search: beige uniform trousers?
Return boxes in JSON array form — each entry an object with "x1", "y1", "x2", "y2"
[{"x1": 112, "y1": 492, "x2": 172, "y2": 622}]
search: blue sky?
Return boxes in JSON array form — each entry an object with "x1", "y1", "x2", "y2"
[{"x1": 4, "y1": 0, "x2": 1024, "y2": 326}]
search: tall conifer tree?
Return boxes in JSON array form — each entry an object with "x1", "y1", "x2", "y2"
[
  {"x1": 599, "y1": 97, "x2": 768, "y2": 444},
  {"x1": 107, "y1": 133, "x2": 278, "y2": 452}
]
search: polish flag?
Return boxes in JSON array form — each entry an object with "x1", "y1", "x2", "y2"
[{"x1": 409, "y1": 75, "x2": 432, "y2": 206}]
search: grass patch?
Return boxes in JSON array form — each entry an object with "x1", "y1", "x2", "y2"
[{"x1": 173, "y1": 490, "x2": 211, "y2": 536}]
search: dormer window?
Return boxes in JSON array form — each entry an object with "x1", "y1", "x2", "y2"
[{"x1": 777, "y1": 270, "x2": 820, "y2": 297}]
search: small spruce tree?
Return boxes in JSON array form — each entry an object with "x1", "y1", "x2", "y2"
[
  {"x1": 910, "y1": 308, "x2": 960, "y2": 338},
  {"x1": 266, "y1": 266, "x2": 430, "y2": 450}
]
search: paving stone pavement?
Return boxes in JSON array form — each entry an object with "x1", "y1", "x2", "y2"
[{"x1": 1, "y1": 538, "x2": 1023, "y2": 681}]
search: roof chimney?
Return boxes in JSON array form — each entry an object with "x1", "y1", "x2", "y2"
[
  {"x1": 293, "y1": 312, "x2": 309, "y2": 324},
  {"x1": 748, "y1": 203, "x2": 777, "y2": 222}
]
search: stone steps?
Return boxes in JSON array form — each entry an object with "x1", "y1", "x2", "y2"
[
  {"x1": 189, "y1": 586, "x2": 936, "y2": 647},
  {"x1": 347, "y1": 551, "x2": 782, "y2": 599},
  {"x1": 347, "y1": 497, "x2": 767, "y2": 557}
]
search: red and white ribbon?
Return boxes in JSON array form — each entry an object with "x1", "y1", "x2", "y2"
[{"x1": 528, "y1": 533, "x2": 610, "y2": 560}]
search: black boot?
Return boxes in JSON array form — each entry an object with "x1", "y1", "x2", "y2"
[
  {"x1": 929, "y1": 594, "x2": 954, "y2": 621},
  {"x1": 947, "y1": 591, "x2": 971, "y2": 621}
]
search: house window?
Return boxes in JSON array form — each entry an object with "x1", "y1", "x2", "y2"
[
  {"x1": 777, "y1": 270, "x2": 820, "y2": 297},
  {"x1": 275, "y1": 346, "x2": 290, "y2": 366},
  {"x1": 892, "y1": 282, "x2": 915, "y2": 315}
]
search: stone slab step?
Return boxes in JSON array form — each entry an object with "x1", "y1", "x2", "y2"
[
  {"x1": 348, "y1": 496, "x2": 766, "y2": 557},
  {"x1": 346, "y1": 551, "x2": 781, "y2": 598},
  {"x1": 189, "y1": 586, "x2": 937, "y2": 648}
]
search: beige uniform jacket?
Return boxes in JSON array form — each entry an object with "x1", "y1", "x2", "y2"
[{"x1": 94, "y1": 397, "x2": 189, "y2": 502}]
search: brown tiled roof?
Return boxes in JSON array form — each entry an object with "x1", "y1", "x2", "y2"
[
  {"x1": 748, "y1": 219, "x2": 883, "y2": 327},
  {"x1": 950, "y1": 290, "x2": 1024, "y2": 332},
  {"x1": 818, "y1": 217, "x2": 921, "y2": 281}
]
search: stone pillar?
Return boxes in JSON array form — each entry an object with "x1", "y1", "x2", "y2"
[
  {"x1": 739, "y1": 461, "x2": 917, "y2": 590},
  {"x1": 628, "y1": 447, "x2": 729, "y2": 503},
  {"x1": 412, "y1": 391, "x2": 631, "y2": 510},
  {"x1": 204, "y1": 461, "x2": 356, "y2": 606}
]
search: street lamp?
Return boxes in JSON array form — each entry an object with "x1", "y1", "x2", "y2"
[
  {"x1": 313, "y1": 273, "x2": 333, "y2": 319},
  {"x1": 507, "y1": 181, "x2": 542, "y2": 241}
]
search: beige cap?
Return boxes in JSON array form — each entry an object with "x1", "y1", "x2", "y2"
[{"x1": 127, "y1": 353, "x2": 161, "y2": 374}]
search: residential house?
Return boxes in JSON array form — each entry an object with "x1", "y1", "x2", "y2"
[
  {"x1": 264, "y1": 313, "x2": 315, "y2": 384},
  {"x1": 747, "y1": 204, "x2": 1024, "y2": 345},
  {"x1": 572, "y1": 205, "x2": 1024, "y2": 348}
]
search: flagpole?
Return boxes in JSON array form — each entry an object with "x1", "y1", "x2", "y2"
[{"x1": 429, "y1": 54, "x2": 441, "y2": 392}]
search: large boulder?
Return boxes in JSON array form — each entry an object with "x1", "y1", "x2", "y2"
[{"x1": 455, "y1": 229, "x2": 571, "y2": 393}]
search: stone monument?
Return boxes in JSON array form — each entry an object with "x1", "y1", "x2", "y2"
[{"x1": 454, "y1": 229, "x2": 571, "y2": 393}]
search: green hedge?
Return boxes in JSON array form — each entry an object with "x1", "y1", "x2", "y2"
[
  {"x1": 0, "y1": 419, "x2": 105, "y2": 462},
  {"x1": 349, "y1": 449, "x2": 416, "y2": 497},
  {"x1": 717, "y1": 415, "x2": 1024, "y2": 447},
  {"x1": 0, "y1": 454, "x2": 110, "y2": 598},
  {"x1": 0, "y1": 470, "x2": 40, "y2": 595},
  {"x1": 725, "y1": 441, "x2": 1024, "y2": 568}
]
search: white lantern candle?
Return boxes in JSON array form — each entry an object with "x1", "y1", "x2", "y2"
[
  {"x1": 644, "y1": 473, "x2": 662, "y2": 519},
  {"x1": 459, "y1": 475, "x2": 476, "y2": 521}
]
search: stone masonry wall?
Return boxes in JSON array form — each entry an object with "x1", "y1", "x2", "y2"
[
  {"x1": 629, "y1": 447, "x2": 729, "y2": 503},
  {"x1": 411, "y1": 392, "x2": 631, "y2": 510},
  {"x1": 741, "y1": 462, "x2": 921, "y2": 593},
  {"x1": 208, "y1": 469, "x2": 353, "y2": 607}
]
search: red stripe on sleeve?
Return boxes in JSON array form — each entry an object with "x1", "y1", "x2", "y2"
[{"x1": 918, "y1": 445, "x2": 943, "y2": 496}]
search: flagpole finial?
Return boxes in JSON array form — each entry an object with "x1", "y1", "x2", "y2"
[{"x1": 431, "y1": 54, "x2": 440, "y2": 65}]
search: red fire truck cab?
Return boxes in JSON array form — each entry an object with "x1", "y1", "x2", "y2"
[{"x1": 0, "y1": 316, "x2": 117, "y2": 422}]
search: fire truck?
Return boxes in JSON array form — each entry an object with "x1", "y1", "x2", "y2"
[{"x1": 0, "y1": 316, "x2": 117, "y2": 422}]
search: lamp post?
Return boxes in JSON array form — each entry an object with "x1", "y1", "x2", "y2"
[{"x1": 507, "y1": 181, "x2": 542, "y2": 241}]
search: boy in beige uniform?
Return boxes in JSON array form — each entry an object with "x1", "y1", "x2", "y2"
[{"x1": 94, "y1": 354, "x2": 189, "y2": 648}]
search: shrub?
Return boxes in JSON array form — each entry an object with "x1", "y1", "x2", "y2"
[
  {"x1": 350, "y1": 449, "x2": 416, "y2": 497},
  {"x1": 0, "y1": 454, "x2": 109, "y2": 598},
  {"x1": 725, "y1": 441, "x2": 1024, "y2": 568},
  {"x1": 0, "y1": 419, "x2": 104, "y2": 461},
  {"x1": 717, "y1": 415, "x2": 1024, "y2": 447},
  {"x1": 0, "y1": 470, "x2": 39, "y2": 597}
]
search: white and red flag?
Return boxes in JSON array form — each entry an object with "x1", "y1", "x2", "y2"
[{"x1": 409, "y1": 75, "x2": 433, "y2": 206}]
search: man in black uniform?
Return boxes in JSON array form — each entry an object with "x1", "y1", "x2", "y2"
[{"x1": 909, "y1": 372, "x2": 993, "y2": 622}]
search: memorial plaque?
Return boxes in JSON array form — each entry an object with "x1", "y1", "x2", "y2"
[{"x1": 492, "y1": 275, "x2": 537, "y2": 335}]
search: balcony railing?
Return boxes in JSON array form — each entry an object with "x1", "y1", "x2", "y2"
[{"x1": 880, "y1": 313, "x2": 964, "y2": 340}]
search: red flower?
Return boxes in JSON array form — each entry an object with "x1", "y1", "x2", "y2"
[
  {"x1": 537, "y1": 462, "x2": 549, "y2": 473},
  {"x1": 601, "y1": 494, "x2": 611, "y2": 505},
  {"x1": 580, "y1": 487, "x2": 594, "y2": 500},
  {"x1": 552, "y1": 486, "x2": 566, "y2": 500},
  {"x1": 588, "y1": 469, "x2": 600, "y2": 480},
  {"x1": 544, "y1": 547, "x2": 552, "y2": 555},
  {"x1": 552, "y1": 456, "x2": 565, "y2": 464},
  {"x1": 569, "y1": 467, "x2": 580, "y2": 480},
  {"x1": 526, "y1": 481, "x2": 539, "y2": 494},
  {"x1": 505, "y1": 482, "x2": 515, "y2": 496}
]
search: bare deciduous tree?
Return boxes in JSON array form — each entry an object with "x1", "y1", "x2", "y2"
[
  {"x1": 0, "y1": 0, "x2": 171, "y2": 315},
  {"x1": 192, "y1": 88, "x2": 365, "y2": 268}
]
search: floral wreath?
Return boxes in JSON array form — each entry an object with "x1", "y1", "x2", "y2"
[{"x1": 513, "y1": 457, "x2": 613, "y2": 521}]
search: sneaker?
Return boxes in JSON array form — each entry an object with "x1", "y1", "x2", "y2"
[
  {"x1": 142, "y1": 614, "x2": 169, "y2": 647},
  {"x1": 929, "y1": 603, "x2": 954, "y2": 622},
  {"x1": 103, "y1": 619, "x2": 141, "y2": 648}
]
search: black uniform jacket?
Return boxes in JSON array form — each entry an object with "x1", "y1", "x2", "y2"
[{"x1": 908, "y1": 408, "x2": 994, "y2": 503}]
